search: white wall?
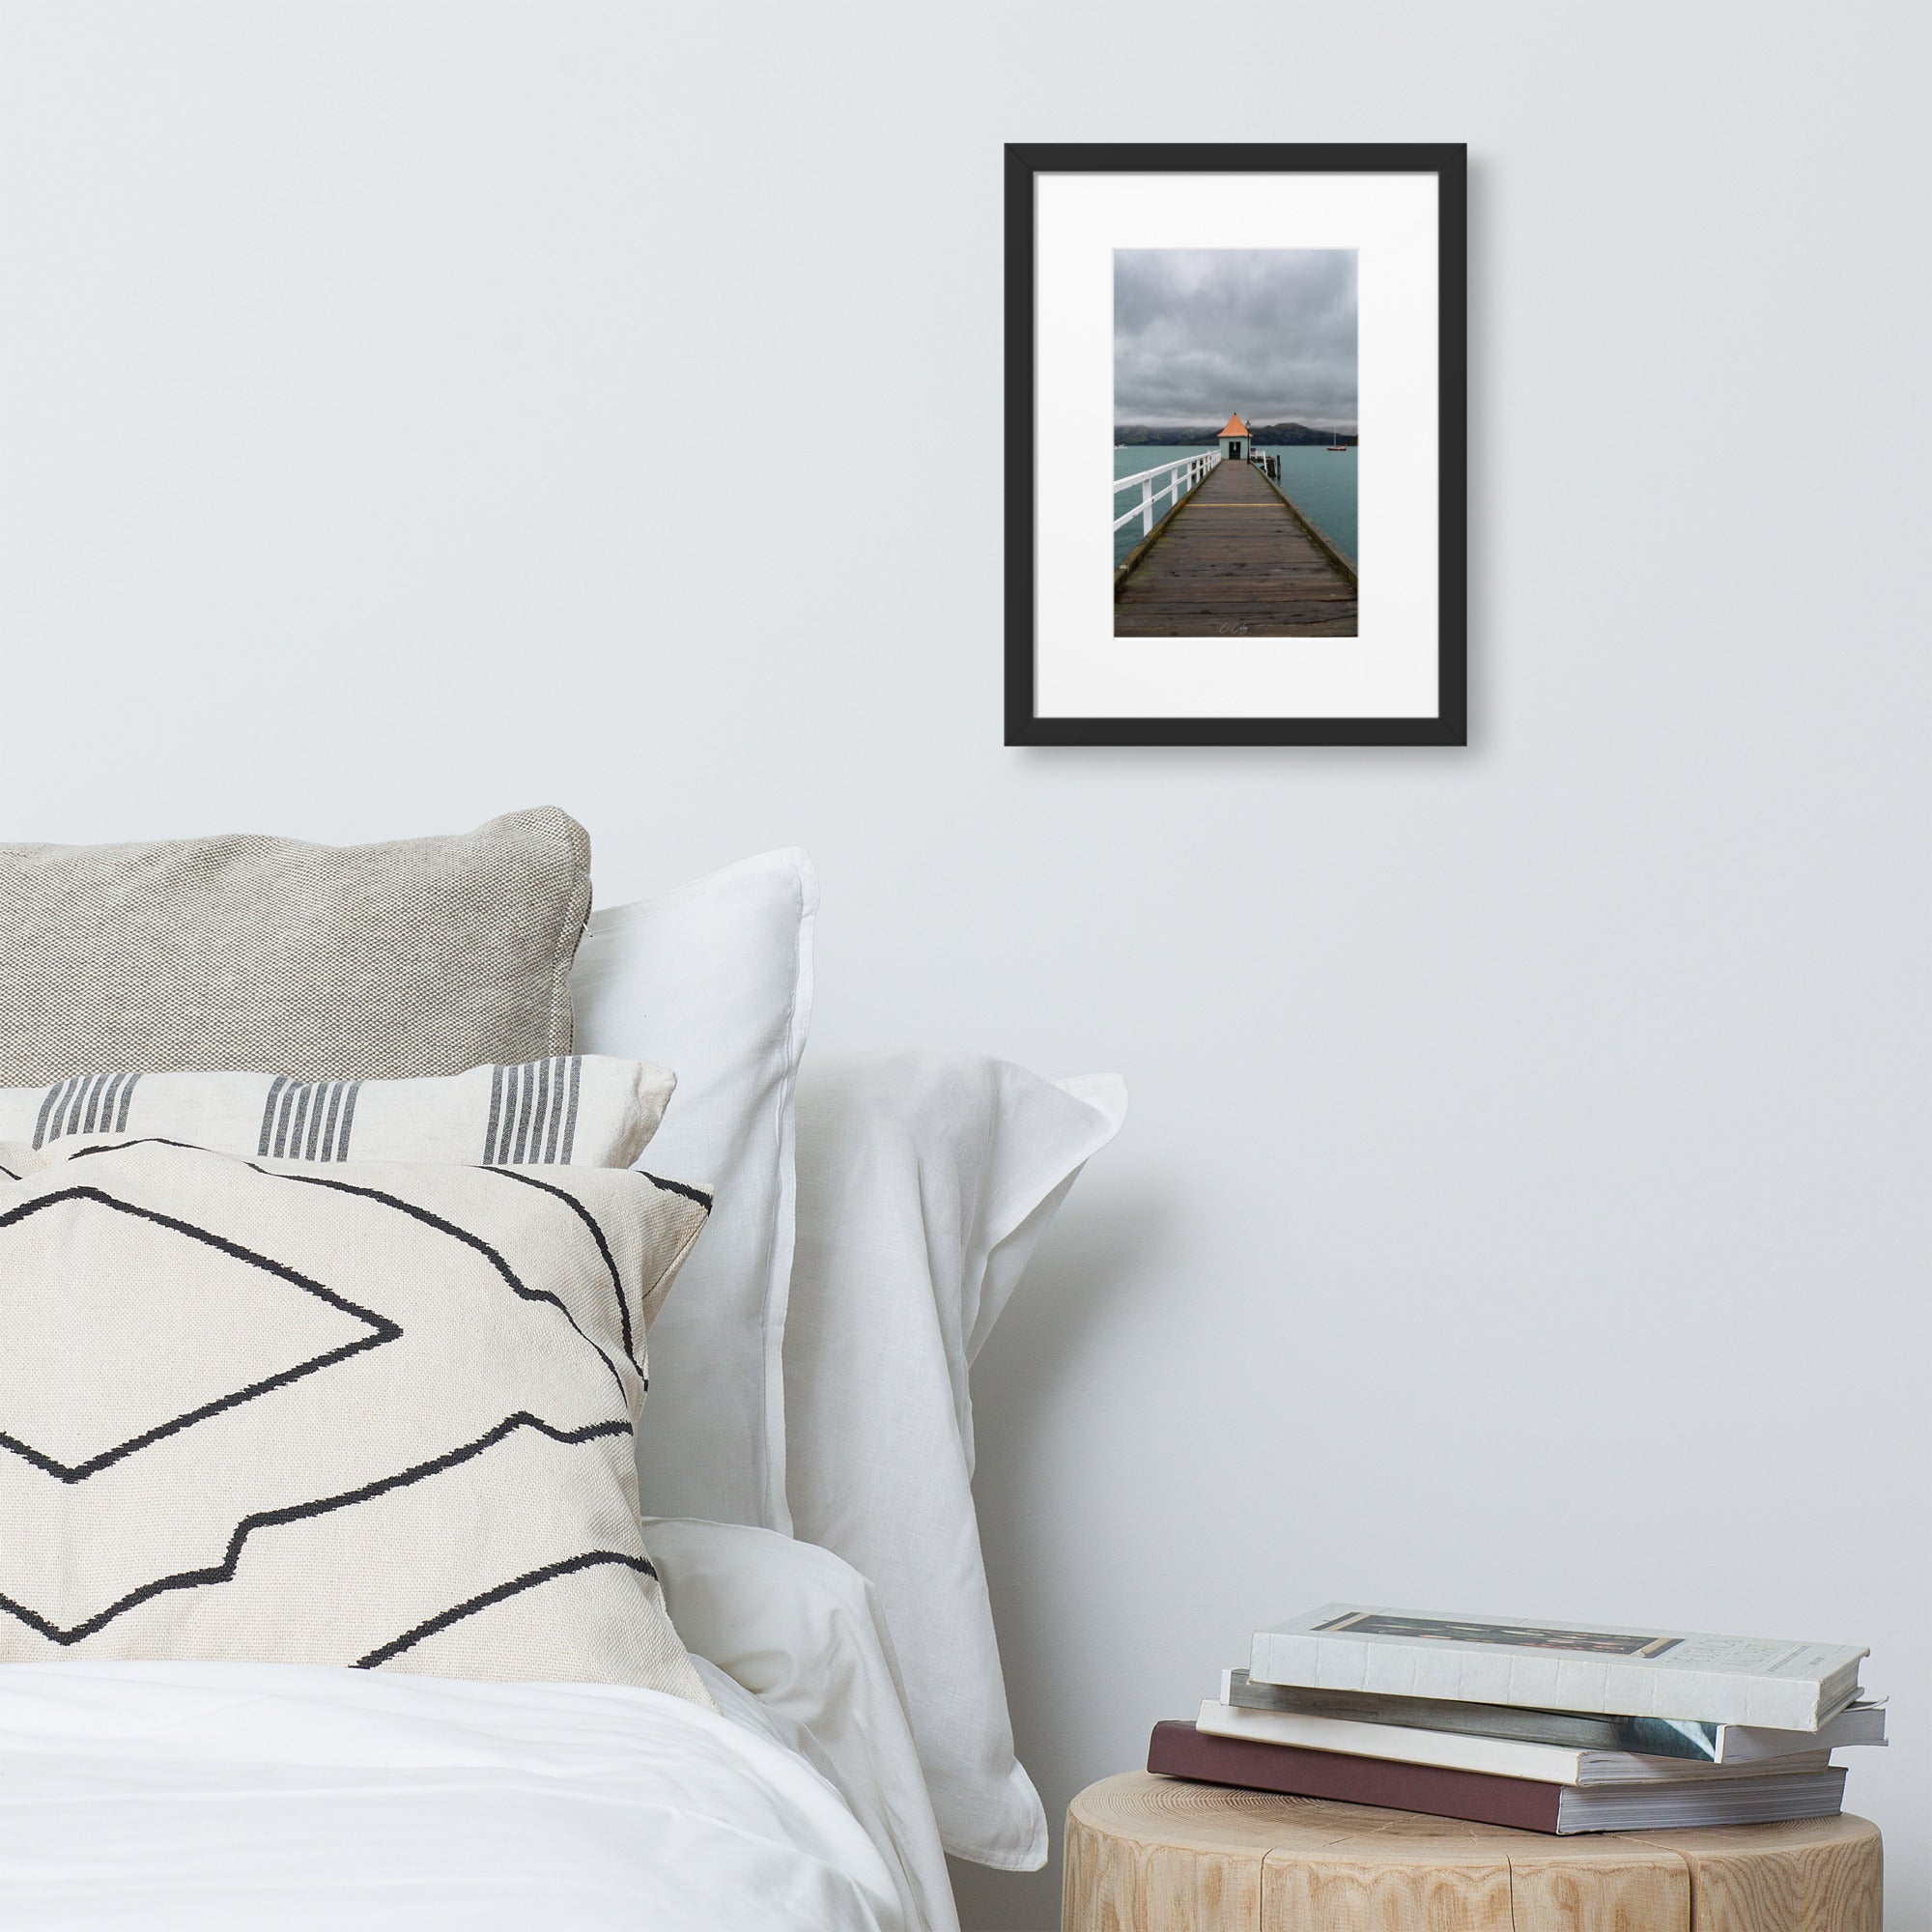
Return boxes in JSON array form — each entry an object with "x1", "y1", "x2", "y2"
[{"x1": 4, "y1": 3, "x2": 1926, "y2": 1924}]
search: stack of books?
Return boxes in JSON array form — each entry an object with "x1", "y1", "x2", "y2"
[{"x1": 1149, "y1": 1605, "x2": 1883, "y2": 1834}]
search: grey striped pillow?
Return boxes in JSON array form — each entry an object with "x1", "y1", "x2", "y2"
[{"x1": 0, "y1": 1057, "x2": 674, "y2": 1168}]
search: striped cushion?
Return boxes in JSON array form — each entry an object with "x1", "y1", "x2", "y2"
[
  {"x1": 0, "y1": 1057, "x2": 673, "y2": 1168},
  {"x1": 0, "y1": 1135, "x2": 711, "y2": 1697}
]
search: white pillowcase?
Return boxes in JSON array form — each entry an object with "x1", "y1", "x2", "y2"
[
  {"x1": 783, "y1": 1051, "x2": 1127, "y2": 1870},
  {"x1": 572, "y1": 852, "x2": 815, "y2": 1531},
  {"x1": 648, "y1": 1518, "x2": 957, "y2": 1932}
]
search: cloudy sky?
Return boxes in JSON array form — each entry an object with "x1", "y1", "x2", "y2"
[{"x1": 1114, "y1": 249, "x2": 1357, "y2": 429}]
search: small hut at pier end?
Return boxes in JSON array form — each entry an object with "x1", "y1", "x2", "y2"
[{"x1": 1217, "y1": 412, "x2": 1250, "y2": 463}]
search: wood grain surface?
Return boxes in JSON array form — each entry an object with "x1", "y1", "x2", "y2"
[
  {"x1": 1113, "y1": 459, "x2": 1358, "y2": 638},
  {"x1": 1063, "y1": 1771, "x2": 1881, "y2": 1932}
]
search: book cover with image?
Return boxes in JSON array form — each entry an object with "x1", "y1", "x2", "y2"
[{"x1": 1250, "y1": 1605, "x2": 1868, "y2": 1731}]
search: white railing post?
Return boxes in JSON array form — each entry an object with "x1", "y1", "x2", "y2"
[{"x1": 1114, "y1": 450, "x2": 1227, "y2": 540}]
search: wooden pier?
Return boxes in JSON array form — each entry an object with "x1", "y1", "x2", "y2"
[{"x1": 1114, "y1": 458, "x2": 1357, "y2": 638}]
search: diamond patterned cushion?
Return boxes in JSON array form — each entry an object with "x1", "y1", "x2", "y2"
[{"x1": 0, "y1": 1135, "x2": 710, "y2": 1700}]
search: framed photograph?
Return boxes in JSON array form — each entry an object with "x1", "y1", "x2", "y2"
[{"x1": 1005, "y1": 143, "x2": 1466, "y2": 747}]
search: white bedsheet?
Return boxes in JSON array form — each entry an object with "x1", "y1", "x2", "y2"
[{"x1": 0, "y1": 1659, "x2": 906, "y2": 1931}]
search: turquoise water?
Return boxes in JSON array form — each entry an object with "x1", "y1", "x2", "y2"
[{"x1": 1112, "y1": 444, "x2": 1357, "y2": 570}]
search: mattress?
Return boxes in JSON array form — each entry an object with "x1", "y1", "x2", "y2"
[{"x1": 0, "y1": 1657, "x2": 907, "y2": 1931}]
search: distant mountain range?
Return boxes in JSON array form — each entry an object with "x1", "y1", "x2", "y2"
[{"x1": 1115, "y1": 422, "x2": 1358, "y2": 447}]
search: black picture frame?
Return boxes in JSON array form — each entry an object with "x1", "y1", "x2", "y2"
[{"x1": 1004, "y1": 142, "x2": 1467, "y2": 748}]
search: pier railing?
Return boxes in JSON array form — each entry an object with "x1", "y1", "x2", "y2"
[{"x1": 1113, "y1": 451, "x2": 1221, "y2": 541}]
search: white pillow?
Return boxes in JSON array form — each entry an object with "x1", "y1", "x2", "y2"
[
  {"x1": 647, "y1": 1517, "x2": 956, "y2": 1932},
  {"x1": 571, "y1": 851, "x2": 815, "y2": 1531},
  {"x1": 782, "y1": 1051, "x2": 1127, "y2": 1870}
]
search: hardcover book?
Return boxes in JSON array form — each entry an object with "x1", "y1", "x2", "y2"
[
  {"x1": 1249, "y1": 1605, "x2": 1866, "y2": 1731},
  {"x1": 1220, "y1": 1668, "x2": 1888, "y2": 1763},
  {"x1": 1147, "y1": 1721, "x2": 1848, "y2": 1836},
  {"x1": 1195, "y1": 1700, "x2": 1833, "y2": 1787}
]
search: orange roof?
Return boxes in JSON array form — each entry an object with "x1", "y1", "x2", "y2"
[{"x1": 1217, "y1": 412, "x2": 1250, "y2": 438}]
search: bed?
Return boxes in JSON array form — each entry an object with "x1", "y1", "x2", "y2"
[
  {"x1": 0, "y1": 812, "x2": 1125, "y2": 1931},
  {"x1": 0, "y1": 1530, "x2": 927, "y2": 1932}
]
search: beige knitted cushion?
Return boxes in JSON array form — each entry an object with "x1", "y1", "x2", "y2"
[
  {"x1": 0, "y1": 1134, "x2": 711, "y2": 1700},
  {"x1": 0, "y1": 809, "x2": 591, "y2": 1085}
]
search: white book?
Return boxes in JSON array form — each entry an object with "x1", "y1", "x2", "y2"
[
  {"x1": 1195, "y1": 1700, "x2": 1833, "y2": 1788},
  {"x1": 1215, "y1": 1667, "x2": 1888, "y2": 1763},
  {"x1": 1249, "y1": 1605, "x2": 1868, "y2": 1732}
]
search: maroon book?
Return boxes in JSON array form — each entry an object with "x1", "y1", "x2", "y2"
[{"x1": 1147, "y1": 1719, "x2": 1567, "y2": 1833}]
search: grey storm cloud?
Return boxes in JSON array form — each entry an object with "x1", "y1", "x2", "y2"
[{"x1": 1114, "y1": 249, "x2": 1357, "y2": 430}]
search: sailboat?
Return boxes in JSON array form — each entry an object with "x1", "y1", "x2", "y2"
[{"x1": 1326, "y1": 426, "x2": 1351, "y2": 453}]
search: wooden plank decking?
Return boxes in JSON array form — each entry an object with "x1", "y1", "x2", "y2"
[{"x1": 1114, "y1": 458, "x2": 1357, "y2": 638}]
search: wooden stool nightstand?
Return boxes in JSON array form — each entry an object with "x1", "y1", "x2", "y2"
[{"x1": 1063, "y1": 1772, "x2": 1882, "y2": 1932}]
